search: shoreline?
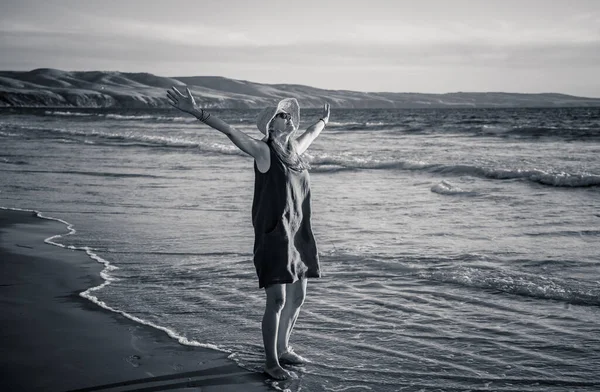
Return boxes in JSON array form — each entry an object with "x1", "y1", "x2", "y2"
[{"x1": 0, "y1": 208, "x2": 270, "y2": 391}]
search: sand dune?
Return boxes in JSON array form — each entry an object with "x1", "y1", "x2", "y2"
[{"x1": 1, "y1": 68, "x2": 599, "y2": 108}]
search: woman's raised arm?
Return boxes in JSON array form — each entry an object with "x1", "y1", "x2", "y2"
[
  {"x1": 296, "y1": 103, "x2": 330, "y2": 155},
  {"x1": 166, "y1": 86, "x2": 267, "y2": 159}
]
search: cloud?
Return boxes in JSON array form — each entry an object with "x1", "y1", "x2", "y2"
[
  {"x1": 3, "y1": 4, "x2": 599, "y2": 72},
  {"x1": 2, "y1": 25, "x2": 599, "y2": 73},
  {"x1": 342, "y1": 19, "x2": 600, "y2": 47},
  {"x1": 0, "y1": 17, "x2": 258, "y2": 47}
]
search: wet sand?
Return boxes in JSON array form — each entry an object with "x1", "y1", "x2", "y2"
[{"x1": 0, "y1": 208, "x2": 270, "y2": 391}]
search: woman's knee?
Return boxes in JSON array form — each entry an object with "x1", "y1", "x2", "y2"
[
  {"x1": 270, "y1": 295, "x2": 286, "y2": 312},
  {"x1": 290, "y1": 292, "x2": 305, "y2": 308},
  {"x1": 265, "y1": 284, "x2": 286, "y2": 312}
]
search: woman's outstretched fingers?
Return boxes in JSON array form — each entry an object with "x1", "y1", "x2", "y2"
[
  {"x1": 172, "y1": 86, "x2": 185, "y2": 97},
  {"x1": 166, "y1": 86, "x2": 197, "y2": 114},
  {"x1": 185, "y1": 87, "x2": 196, "y2": 105},
  {"x1": 167, "y1": 90, "x2": 178, "y2": 103},
  {"x1": 321, "y1": 103, "x2": 330, "y2": 122}
]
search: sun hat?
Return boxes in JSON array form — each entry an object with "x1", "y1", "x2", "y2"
[{"x1": 256, "y1": 98, "x2": 300, "y2": 137}]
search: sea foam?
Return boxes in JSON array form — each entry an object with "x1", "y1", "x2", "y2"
[
  {"x1": 420, "y1": 265, "x2": 600, "y2": 306},
  {"x1": 8, "y1": 123, "x2": 600, "y2": 187},
  {"x1": 0, "y1": 207, "x2": 231, "y2": 355},
  {"x1": 431, "y1": 180, "x2": 477, "y2": 196}
]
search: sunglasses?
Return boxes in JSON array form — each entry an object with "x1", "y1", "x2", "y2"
[{"x1": 275, "y1": 112, "x2": 292, "y2": 121}]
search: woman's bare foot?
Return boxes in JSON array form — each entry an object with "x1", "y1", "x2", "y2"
[
  {"x1": 279, "y1": 347, "x2": 308, "y2": 365},
  {"x1": 264, "y1": 363, "x2": 291, "y2": 380}
]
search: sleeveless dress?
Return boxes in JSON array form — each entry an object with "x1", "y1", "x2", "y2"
[{"x1": 252, "y1": 140, "x2": 321, "y2": 288}]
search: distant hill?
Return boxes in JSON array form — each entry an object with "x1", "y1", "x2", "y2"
[{"x1": 1, "y1": 68, "x2": 600, "y2": 109}]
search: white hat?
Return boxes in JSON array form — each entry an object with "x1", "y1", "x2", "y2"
[{"x1": 256, "y1": 98, "x2": 300, "y2": 137}]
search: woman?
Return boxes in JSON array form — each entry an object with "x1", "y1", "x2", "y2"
[{"x1": 166, "y1": 87, "x2": 330, "y2": 380}]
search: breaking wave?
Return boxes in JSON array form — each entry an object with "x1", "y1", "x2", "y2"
[
  {"x1": 431, "y1": 180, "x2": 478, "y2": 196},
  {"x1": 419, "y1": 265, "x2": 600, "y2": 306},
  {"x1": 7, "y1": 124, "x2": 600, "y2": 187}
]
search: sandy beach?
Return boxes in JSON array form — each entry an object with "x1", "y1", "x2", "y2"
[{"x1": 0, "y1": 208, "x2": 270, "y2": 392}]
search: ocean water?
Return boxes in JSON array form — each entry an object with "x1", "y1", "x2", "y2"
[{"x1": 1, "y1": 106, "x2": 600, "y2": 391}]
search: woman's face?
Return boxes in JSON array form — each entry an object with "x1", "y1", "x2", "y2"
[{"x1": 270, "y1": 112, "x2": 294, "y2": 133}]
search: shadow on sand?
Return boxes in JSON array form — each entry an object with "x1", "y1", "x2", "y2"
[{"x1": 65, "y1": 363, "x2": 267, "y2": 392}]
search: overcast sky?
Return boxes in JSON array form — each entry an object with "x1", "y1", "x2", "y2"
[{"x1": 1, "y1": 0, "x2": 599, "y2": 96}]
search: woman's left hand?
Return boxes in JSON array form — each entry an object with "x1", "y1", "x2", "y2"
[
  {"x1": 167, "y1": 86, "x2": 197, "y2": 115},
  {"x1": 321, "y1": 103, "x2": 330, "y2": 125}
]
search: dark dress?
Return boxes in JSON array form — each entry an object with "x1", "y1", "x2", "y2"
[{"x1": 252, "y1": 140, "x2": 321, "y2": 288}]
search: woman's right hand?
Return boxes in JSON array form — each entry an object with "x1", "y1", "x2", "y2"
[
  {"x1": 166, "y1": 86, "x2": 197, "y2": 114},
  {"x1": 320, "y1": 103, "x2": 331, "y2": 125}
]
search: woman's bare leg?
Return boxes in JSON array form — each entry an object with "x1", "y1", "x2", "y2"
[
  {"x1": 277, "y1": 279, "x2": 307, "y2": 364},
  {"x1": 262, "y1": 283, "x2": 291, "y2": 380}
]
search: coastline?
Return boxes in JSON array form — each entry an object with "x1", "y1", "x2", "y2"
[{"x1": 0, "y1": 208, "x2": 269, "y2": 391}]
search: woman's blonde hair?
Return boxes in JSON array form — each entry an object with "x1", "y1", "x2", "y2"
[{"x1": 268, "y1": 126, "x2": 310, "y2": 171}]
